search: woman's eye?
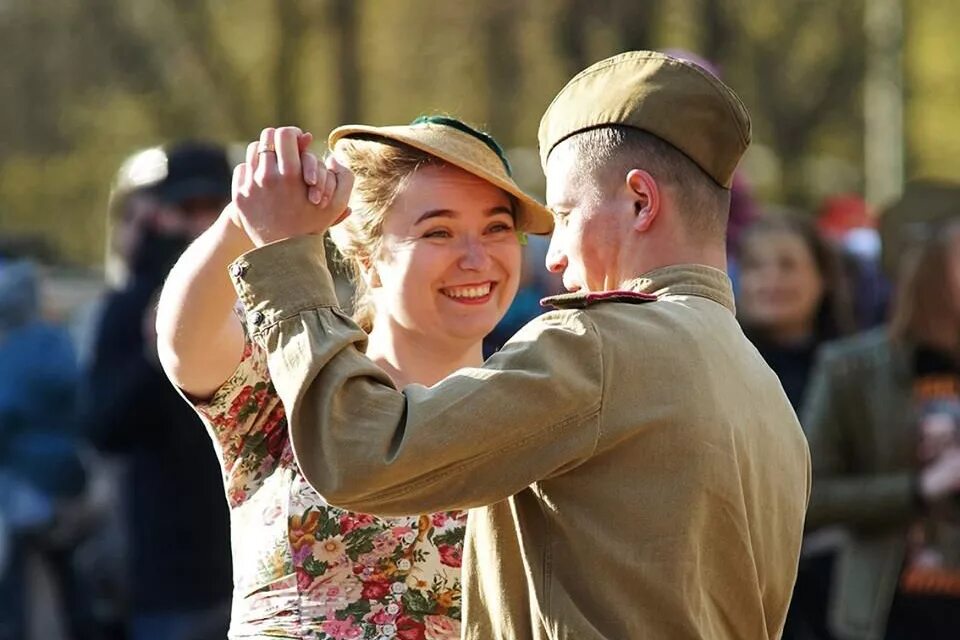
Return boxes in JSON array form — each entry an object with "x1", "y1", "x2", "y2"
[
  {"x1": 487, "y1": 222, "x2": 515, "y2": 234},
  {"x1": 423, "y1": 229, "x2": 453, "y2": 239}
]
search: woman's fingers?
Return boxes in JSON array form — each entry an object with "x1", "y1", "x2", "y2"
[
  {"x1": 275, "y1": 126, "x2": 302, "y2": 178},
  {"x1": 240, "y1": 141, "x2": 259, "y2": 194},
  {"x1": 232, "y1": 163, "x2": 246, "y2": 200},
  {"x1": 254, "y1": 127, "x2": 278, "y2": 184}
]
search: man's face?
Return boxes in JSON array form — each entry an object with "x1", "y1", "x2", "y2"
[{"x1": 544, "y1": 144, "x2": 628, "y2": 292}]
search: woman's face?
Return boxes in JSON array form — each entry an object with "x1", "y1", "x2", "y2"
[
  {"x1": 370, "y1": 164, "x2": 522, "y2": 345},
  {"x1": 738, "y1": 230, "x2": 825, "y2": 339}
]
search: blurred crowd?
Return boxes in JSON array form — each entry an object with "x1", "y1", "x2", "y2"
[{"x1": 2, "y1": 138, "x2": 960, "y2": 640}]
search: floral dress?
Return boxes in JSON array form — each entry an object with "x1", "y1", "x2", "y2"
[{"x1": 192, "y1": 335, "x2": 465, "y2": 640}]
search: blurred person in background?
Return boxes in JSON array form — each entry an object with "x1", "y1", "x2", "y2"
[
  {"x1": 155, "y1": 118, "x2": 542, "y2": 638},
  {"x1": 0, "y1": 259, "x2": 96, "y2": 640},
  {"x1": 737, "y1": 214, "x2": 856, "y2": 640},
  {"x1": 79, "y1": 142, "x2": 233, "y2": 640},
  {"x1": 817, "y1": 195, "x2": 889, "y2": 331},
  {"x1": 738, "y1": 214, "x2": 856, "y2": 412},
  {"x1": 805, "y1": 204, "x2": 960, "y2": 639}
]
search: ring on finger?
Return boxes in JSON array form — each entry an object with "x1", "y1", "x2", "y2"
[{"x1": 258, "y1": 141, "x2": 276, "y2": 154}]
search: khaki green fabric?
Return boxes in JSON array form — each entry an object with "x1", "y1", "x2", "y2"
[
  {"x1": 537, "y1": 50, "x2": 751, "y2": 188},
  {"x1": 230, "y1": 234, "x2": 810, "y2": 639}
]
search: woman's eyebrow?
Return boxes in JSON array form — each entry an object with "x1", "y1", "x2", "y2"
[
  {"x1": 414, "y1": 209, "x2": 455, "y2": 225},
  {"x1": 414, "y1": 206, "x2": 513, "y2": 225}
]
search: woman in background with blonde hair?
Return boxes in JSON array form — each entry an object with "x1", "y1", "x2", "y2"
[{"x1": 155, "y1": 117, "x2": 551, "y2": 639}]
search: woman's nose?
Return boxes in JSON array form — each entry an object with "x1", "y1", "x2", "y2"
[{"x1": 458, "y1": 237, "x2": 492, "y2": 271}]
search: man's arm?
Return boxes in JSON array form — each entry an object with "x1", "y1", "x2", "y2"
[{"x1": 233, "y1": 235, "x2": 604, "y2": 516}]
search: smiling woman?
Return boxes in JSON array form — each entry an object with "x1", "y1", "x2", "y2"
[
  {"x1": 155, "y1": 117, "x2": 552, "y2": 639},
  {"x1": 330, "y1": 138, "x2": 520, "y2": 344}
]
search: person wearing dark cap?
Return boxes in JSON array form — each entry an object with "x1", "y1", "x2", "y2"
[
  {"x1": 80, "y1": 141, "x2": 233, "y2": 640},
  {"x1": 220, "y1": 51, "x2": 810, "y2": 639}
]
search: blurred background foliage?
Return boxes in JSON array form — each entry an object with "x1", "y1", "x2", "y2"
[{"x1": 0, "y1": 0, "x2": 957, "y2": 267}]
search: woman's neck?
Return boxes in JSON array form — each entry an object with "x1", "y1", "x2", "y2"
[{"x1": 365, "y1": 319, "x2": 484, "y2": 388}]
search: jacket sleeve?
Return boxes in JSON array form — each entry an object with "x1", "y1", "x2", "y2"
[
  {"x1": 803, "y1": 344, "x2": 916, "y2": 531},
  {"x1": 231, "y1": 235, "x2": 605, "y2": 517}
]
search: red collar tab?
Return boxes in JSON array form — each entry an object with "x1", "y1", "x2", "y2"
[{"x1": 540, "y1": 290, "x2": 658, "y2": 310}]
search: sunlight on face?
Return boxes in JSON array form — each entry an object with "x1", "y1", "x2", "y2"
[
  {"x1": 371, "y1": 164, "x2": 522, "y2": 344},
  {"x1": 544, "y1": 144, "x2": 623, "y2": 292}
]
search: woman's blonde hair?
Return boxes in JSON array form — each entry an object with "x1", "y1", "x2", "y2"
[{"x1": 329, "y1": 135, "x2": 444, "y2": 332}]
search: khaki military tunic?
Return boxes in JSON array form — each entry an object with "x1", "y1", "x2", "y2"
[{"x1": 230, "y1": 234, "x2": 810, "y2": 640}]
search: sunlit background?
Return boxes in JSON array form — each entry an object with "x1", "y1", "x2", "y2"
[
  {"x1": 2, "y1": 0, "x2": 958, "y2": 272},
  {"x1": 3, "y1": 2, "x2": 960, "y2": 638}
]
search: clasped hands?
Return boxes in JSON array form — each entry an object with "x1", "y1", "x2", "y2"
[{"x1": 229, "y1": 126, "x2": 354, "y2": 247}]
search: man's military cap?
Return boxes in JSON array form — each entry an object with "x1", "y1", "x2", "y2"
[{"x1": 538, "y1": 50, "x2": 751, "y2": 189}]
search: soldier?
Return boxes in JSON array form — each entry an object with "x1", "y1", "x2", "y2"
[{"x1": 222, "y1": 51, "x2": 810, "y2": 639}]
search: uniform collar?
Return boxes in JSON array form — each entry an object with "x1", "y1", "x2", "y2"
[
  {"x1": 625, "y1": 264, "x2": 735, "y2": 313},
  {"x1": 542, "y1": 264, "x2": 735, "y2": 313}
]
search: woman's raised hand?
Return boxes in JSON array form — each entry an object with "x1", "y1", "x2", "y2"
[{"x1": 231, "y1": 126, "x2": 354, "y2": 247}]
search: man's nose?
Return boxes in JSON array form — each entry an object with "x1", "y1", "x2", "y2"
[{"x1": 546, "y1": 233, "x2": 567, "y2": 273}]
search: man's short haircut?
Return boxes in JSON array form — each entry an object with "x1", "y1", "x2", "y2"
[{"x1": 563, "y1": 125, "x2": 732, "y2": 238}]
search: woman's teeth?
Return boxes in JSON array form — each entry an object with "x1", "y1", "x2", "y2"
[{"x1": 443, "y1": 283, "x2": 492, "y2": 299}]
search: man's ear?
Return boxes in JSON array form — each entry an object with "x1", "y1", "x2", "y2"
[{"x1": 626, "y1": 169, "x2": 660, "y2": 233}]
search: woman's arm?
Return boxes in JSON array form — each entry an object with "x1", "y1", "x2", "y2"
[
  {"x1": 156, "y1": 210, "x2": 253, "y2": 399},
  {"x1": 156, "y1": 130, "x2": 323, "y2": 399}
]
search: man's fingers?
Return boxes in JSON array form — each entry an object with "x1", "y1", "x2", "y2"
[
  {"x1": 298, "y1": 131, "x2": 314, "y2": 154},
  {"x1": 325, "y1": 155, "x2": 355, "y2": 214},
  {"x1": 299, "y1": 132, "x2": 315, "y2": 187},
  {"x1": 275, "y1": 126, "x2": 302, "y2": 177},
  {"x1": 302, "y1": 151, "x2": 319, "y2": 188},
  {"x1": 308, "y1": 166, "x2": 330, "y2": 206},
  {"x1": 319, "y1": 166, "x2": 336, "y2": 208}
]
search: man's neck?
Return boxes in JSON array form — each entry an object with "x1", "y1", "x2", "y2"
[
  {"x1": 615, "y1": 241, "x2": 727, "y2": 289},
  {"x1": 365, "y1": 319, "x2": 483, "y2": 388}
]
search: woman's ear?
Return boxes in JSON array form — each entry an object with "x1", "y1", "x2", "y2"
[{"x1": 626, "y1": 169, "x2": 660, "y2": 233}]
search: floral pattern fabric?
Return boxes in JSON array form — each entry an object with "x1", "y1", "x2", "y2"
[{"x1": 193, "y1": 337, "x2": 465, "y2": 640}]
